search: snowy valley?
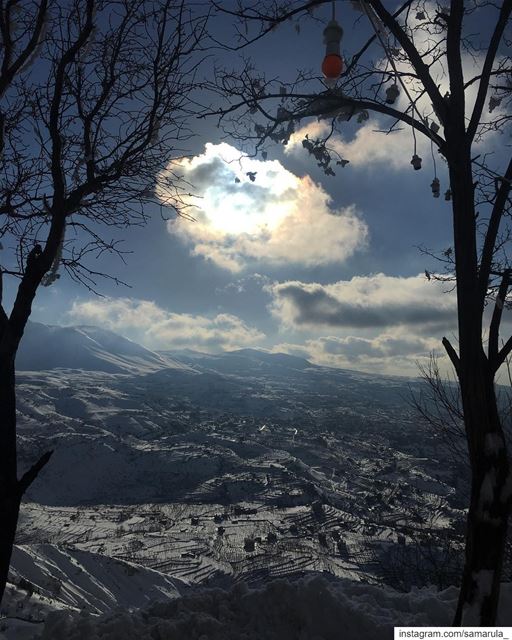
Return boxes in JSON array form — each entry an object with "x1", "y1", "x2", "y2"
[{"x1": 0, "y1": 322, "x2": 498, "y2": 638}]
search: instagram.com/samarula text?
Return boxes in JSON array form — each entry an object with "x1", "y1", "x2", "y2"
[{"x1": 395, "y1": 628, "x2": 512, "y2": 639}]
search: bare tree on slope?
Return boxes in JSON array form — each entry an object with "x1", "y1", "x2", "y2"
[{"x1": 0, "y1": 0, "x2": 208, "y2": 605}]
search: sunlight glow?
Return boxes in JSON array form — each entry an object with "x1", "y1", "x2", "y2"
[
  {"x1": 183, "y1": 143, "x2": 298, "y2": 235},
  {"x1": 160, "y1": 142, "x2": 368, "y2": 272}
]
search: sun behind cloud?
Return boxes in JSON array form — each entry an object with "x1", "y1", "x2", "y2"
[{"x1": 158, "y1": 142, "x2": 368, "y2": 272}]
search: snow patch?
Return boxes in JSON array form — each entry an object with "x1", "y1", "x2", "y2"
[{"x1": 28, "y1": 576, "x2": 463, "y2": 640}]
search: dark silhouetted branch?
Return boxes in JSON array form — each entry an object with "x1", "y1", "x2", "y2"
[
  {"x1": 442, "y1": 336, "x2": 461, "y2": 378},
  {"x1": 489, "y1": 269, "x2": 511, "y2": 369},
  {"x1": 18, "y1": 450, "x2": 53, "y2": 496}
]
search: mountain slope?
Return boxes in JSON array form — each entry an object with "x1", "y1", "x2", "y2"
[
  {"x1": 16, "y1": 322, "x2": 188, "y2": 374},
  {"x1": 6, "y1": 543, "x2": 185, "y2": 616},
  {"x1": 161, "y1": 348, "x2": 313, "y2": 378}
]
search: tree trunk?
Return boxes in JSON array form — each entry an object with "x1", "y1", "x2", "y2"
[
  {"x1": 454, "y1": 364, "x2": 511, "y2": 625},
  {"x1": 0, "y1": 263, "x2": 54, "y2": 607},
  {"x1": 0, "y1": 358, "x2": 20, "y2": 606},
  {"x1": 448, "y1": 142, "x2": 512, "y2": 625},
  {"x1": 0, "y1": 493, "x2": 21, "y2": 606}
]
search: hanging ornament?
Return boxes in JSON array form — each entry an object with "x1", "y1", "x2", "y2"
[
  {"x1": 444, "y1": 189, "x2": 451, "y2": 201},
  {"x1": 431, "y1": 177, "x2": 440, "y2": 197},
  {"x1": 411, "y1": 154, "x2": 422, "y2": 170},
  {"x1": 489, "y1": 95, "x2": 502, "y2": 113},
  {"x1": 322, "y1": 5, "x2": 344, "y2": 88},
  {"x1": 321, "y1": 37, "x2": 343, "y2": 86},
  {"x1": 335, "y1": 105, "x2": 356, "y2": 122},
  {"x1": 385, "y1": 83, "x2": 400, "y2": 104},
  {"x1": 356, "y1": 109, "x2": 369, "y2": 123}
]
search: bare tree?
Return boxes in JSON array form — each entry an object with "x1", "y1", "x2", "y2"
[
  {"x1": 0, "y1": 0, "x2": 208, "y2": 605},
  {"x1": 207, "y1": 0, "x2": 512, "y2": 625},
  {"x1": 408, "y1": 347, "x2": 512, "y2": 582},
  {"x1": 409, "y1": 353, "x2": 467, "y2": 467}
]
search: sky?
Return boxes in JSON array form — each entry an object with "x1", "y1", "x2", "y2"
[{"x1": 16, "y1": 0, "x2": 511, "y2": 379}]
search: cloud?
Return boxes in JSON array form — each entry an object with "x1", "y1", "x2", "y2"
[
  {"x1": 287, "y1": 120, "x2": 428, "y2": 171},
  {"x1": 273, "y1": 332, "x2": 446, "y2": 378},
  {"x1": 267, "y1": 273, "x2": 457, "y2": 331},
  {"x1": 158, "y1": 142, "x2": 368, "y2": 272},
  {"x1": 310, "y1": 333, "x2": 439, "y2": 360},
  {"x1": 68, "y1": 297, "x2": 265, "y2": 352},
  {"x1": 286, "y1": 4, "x2": 506, "y2": 171},
  {"x1": 215, "y1": 273, "x2": 271, "y2": 295}
]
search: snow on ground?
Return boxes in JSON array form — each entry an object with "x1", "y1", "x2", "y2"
[
  {"x1": 9, "y1": 544, "x2": 186, "y2": 614},
  {"x1": 5, "y1": 331, "x2": 483, "y2": 638},
  {"x1": 3, "y1": 575, "x2": 512, "y2": 640},
  {"x1": 0, "y1": 545, "x2": 187, "y2": 639},
  {"x1": 16, "y1": 322, "x2": 191, "y2": 375}
]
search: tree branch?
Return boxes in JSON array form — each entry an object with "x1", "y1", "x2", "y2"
[
  {"x1": 0, "y1": 0, "x2": 48, "y2": 97},
  {"x1": 48, "y1": 0, "x2": 95, "y2": 213},
  {"x1": 478, "y1": 156, "x2": 512, "y2": 303},
  {"x1": 467, "y1": 0, "x2": 512, "y2": 142},
  {"x1": 346, "y1": 0, "x2": 415, "y2": 75},
  {"x1": 496, "y1": 336, "x2": 512, "y2": 374},
  {"x1": 17, "y1": 450, "x2": 53, "y2": 496},
  {"x1": 489, "y1": 269, "x2": 511, "y2": 369},
  {"x1": 0, "y1": 270, "x2": 8, "y2": 329},
  {"x1": 287, "y1": 92, "x2": 445, "y2": 148},
  {"x1": 446, "y1": 0, "x2": 465, "y2": 125},
  {"x1": 368, "y1": 0, "x2": 448, "y2": 125},
  {"x1": 443, "y1": 336, "x2": 461, "y2": 378}
]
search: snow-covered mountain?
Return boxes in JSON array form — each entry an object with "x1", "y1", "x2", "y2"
[
  {"x1": 161, "y1": 347, "x2": 314, "y2": 376},
  {"x1": 16, "y1": 322, "x2": 188, "y2": 374},
  {"x1": 9, "y1": 543, "x2": 186, "y2": 614},
  {"x1": 3, "y1": 323, "x2": 476, "y2": 639}
]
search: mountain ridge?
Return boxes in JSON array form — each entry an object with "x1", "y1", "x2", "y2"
[
  {"x1": 16, "y1": 321, "x2": 427, "y2": 384},
  {"x1": 16, "y1": 321, "x2": 188, "y2": 374}
]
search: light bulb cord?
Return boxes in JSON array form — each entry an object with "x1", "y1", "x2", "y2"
[{"x1": 431, "y1": 136, "x2": 437, "y2": 179}]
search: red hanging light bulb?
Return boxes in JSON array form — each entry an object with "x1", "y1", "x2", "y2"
[
  {"x1": 322, "y1": 3, "x2": 343, "y2": 87},
  {"x1": 322, "y1": 51, "x2": 343, "y2": 82}
]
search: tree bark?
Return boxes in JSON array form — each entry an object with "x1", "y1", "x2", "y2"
[
  {"x1": 454, "y1": 363, "x2": 510, "y2": 625},
  {"x1": 449, "y1": 141, "x2": 512, "y2": 625},
  {"x1": 0, "y1": 358, "x2": 20, "y2": 605},
  {"x1": 0, "y1": 492, "x2": 21, "y2": 606},
  {"x1": 0, "y1": 265, "x2": 53, "y2": 605}
]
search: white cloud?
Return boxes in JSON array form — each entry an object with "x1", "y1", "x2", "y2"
[
  {"x1": 68, "y1": 297, "x2": 265, "y2": 352},
  {"x1": 287, "y1": 4, "x2": 506, "y2": 171},
  {"x1": 266, "y1": 273, "x2": 457, "y2": 331},
  {"x1": 158, "y1": 142, "x2": 368, "y2": 272},
  {"x1": 287, "y1": 120, "x2": 429, "y2": 171}
]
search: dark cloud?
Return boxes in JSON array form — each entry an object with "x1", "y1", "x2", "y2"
[
  {"x1": 316, "y1": 335, "x2": 434, "y2": 360},
  {"x1": 270, "y1": 281, "x2": 456, "y2": 329}
]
